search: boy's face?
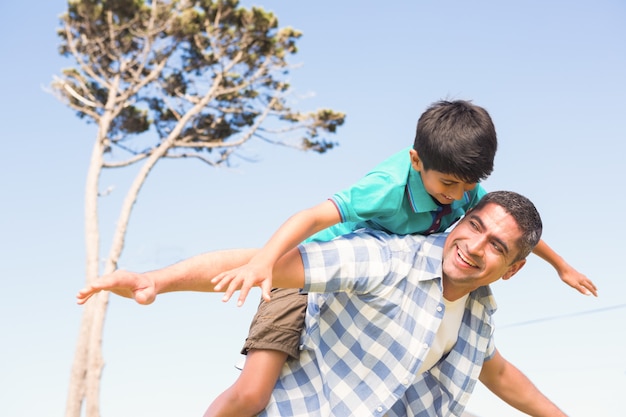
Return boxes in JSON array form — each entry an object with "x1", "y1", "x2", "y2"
[{"x1": 409, "y1": 149, "x2": 477, "y2": 205}]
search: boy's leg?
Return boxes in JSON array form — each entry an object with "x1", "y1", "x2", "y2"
[
  {"x1": 204, "y1": 288, "x2": 308, "y2": 417},
  {"x1": 203, "y1": 349, "x2": 288, "y2": 417}
]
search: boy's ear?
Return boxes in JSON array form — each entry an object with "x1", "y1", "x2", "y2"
[{"x1": 409, "y1": 149, "x2": 423, "y2": 172}]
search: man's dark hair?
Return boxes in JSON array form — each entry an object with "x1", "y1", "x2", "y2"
[
  {"x1": 473, "y1": 191, "x2": 543, "y2": 262},
  {"x1": 413, "y1": 100, "x2": 497, "y2": 183}
]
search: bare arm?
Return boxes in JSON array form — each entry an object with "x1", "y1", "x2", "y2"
[
  {"x1": 532, "y1": 239, "x2": 597, "y2": 296},
  {"x1": 76, "y1": 247, "x2": 305, "y2": 305},
  {"x1": 479, "y1": 349, "x2": 567, "y2": 417},
  {"x1": 212, "y1": 200, "x2": 341, "y2": 305}
]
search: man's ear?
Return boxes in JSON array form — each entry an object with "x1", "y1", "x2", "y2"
[
  {"x1": 409, "y1": 149, "x2": 423, "y2": 172},
  {"x1": 501, "y1": 259, "x2": 526, "y2": 280}
]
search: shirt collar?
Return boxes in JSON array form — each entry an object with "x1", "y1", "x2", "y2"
[{"x1": 471, "y1": 285, "x2": 498, "y2": 314}]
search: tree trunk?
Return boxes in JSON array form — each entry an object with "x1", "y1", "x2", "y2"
[
  {"x1": 65, "y1": 69, "x2": 250, "y2": 416},
  {"x1": 66, "y1": 111, "x2": 108, "y2": 417},
  {"x1": 66, "y1": 119, "x2": 177, "y2": 416}
]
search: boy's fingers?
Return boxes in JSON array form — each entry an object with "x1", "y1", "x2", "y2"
[
  {"x1": 214, "y1": 273, "x2": 234, "y2": 291},
  {"x1": 221, "y1": 287, "x2": 233, "y2": 303},
  {"x1": 261, "y1": 281, "x2": 272, "y2": 303},
  {"x1": 222, "y1": 276, "x2": 242, "y2": 303},
  {"x1": 211, "y1": 272, "x2": 225, "y2": 285},
  {"x1": 237, "y1": 284, "x2": 252, "y2": 307},
  {"x1": 579, "y1": 283, "x2": 597, "y2": 297},
  {"x1": 586, "y1": 283, "x2": 598, "y2": 297}
]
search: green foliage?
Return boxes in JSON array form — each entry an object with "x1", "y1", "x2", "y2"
[{"x1": 53, "y1": 0, "x2": 345, "y2": 165}]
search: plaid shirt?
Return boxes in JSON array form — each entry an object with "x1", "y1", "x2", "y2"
[{"x1": 259, "y1": 230, "x2": 497, "y2": 417}]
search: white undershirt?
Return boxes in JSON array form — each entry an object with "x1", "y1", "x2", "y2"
[{"x1": 417, "y1": 294, "x2": 469, "y2": 374}]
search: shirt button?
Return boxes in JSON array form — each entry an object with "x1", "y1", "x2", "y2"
[
  {"x1": 422, "y1": 343, "x2": 429, "y2": 349},
  {"x1": 402, "y1": 378, "x2": 410, "y2": 385},
  {"x1": 436, "y1": 305, "x2": 443, "y2": 312},
  {"x1": 376, "y1": 406, "x2": 384, "y2": 412}
]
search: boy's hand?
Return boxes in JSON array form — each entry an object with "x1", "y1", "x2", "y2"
[
  {"x1": 211, "y1": 263, "x2": 273, "y2": 307},
  {"x1": 76, "y1": 270, "x2": 157, "y2": 305},
  {"x1": 560, "y1": 265, "x2": 598, "y2": 297}
]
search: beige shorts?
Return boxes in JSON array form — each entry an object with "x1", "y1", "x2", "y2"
[{"x1": 241, "y1": 287, "x2": 308, "y2": 359}]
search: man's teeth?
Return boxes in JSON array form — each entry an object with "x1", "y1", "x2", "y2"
[{"x1": 458, "y1": 249, "x2": 477, "y2": 267}]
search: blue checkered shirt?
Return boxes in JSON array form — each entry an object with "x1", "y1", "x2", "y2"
[{"x1": 259, "y1": 230, "x2": 497, "y2": 417}]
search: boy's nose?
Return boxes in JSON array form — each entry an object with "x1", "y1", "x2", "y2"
[
  {"x1": 451, "y1": 185, "x2": 466, "y2": 200},
  {"x1": 464, "y1": 183, "x2": 477, "y2": 192}
]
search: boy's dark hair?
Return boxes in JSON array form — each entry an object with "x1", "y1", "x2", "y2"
[
  {"x1": 413, "y1": 100, "x2": 497, "y2": 183},
  {"x1": 473, "y1": 191, "x2": 543, "y2": 262}
]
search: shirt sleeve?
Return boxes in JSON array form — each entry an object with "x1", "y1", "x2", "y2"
[
  {"x1": 331, "y1": 173, "x2": 405, "y2": 223},
  {"x1": 484, "y1": 335, "x2": 496, "y2": 360},
  {"x1": 330, "y1": 149, "x2": 410, "y2": 223}
]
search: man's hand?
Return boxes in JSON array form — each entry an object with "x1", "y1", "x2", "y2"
[
  {"x1": 211, "y1": 262, "x2": 273, "y2": 307},
  {"x1": 76, "y1": 270, "x2": 157, "y2": 305}
]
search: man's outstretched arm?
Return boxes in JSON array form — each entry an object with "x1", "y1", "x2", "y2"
[
  {"x1": 479, "y1": 349, "x2": 567, "y2": 417},
  {"x1": 76, "y1": 247, "x2": 305, "y2": 305}
]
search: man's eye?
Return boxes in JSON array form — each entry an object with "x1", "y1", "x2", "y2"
[{"x1": 492, "y1": 242, "x2": 503, "y2": 253}]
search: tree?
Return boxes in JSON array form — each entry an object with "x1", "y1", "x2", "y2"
[{"x1": 51, "y1": 1, "x2": 345, "y2": 416}]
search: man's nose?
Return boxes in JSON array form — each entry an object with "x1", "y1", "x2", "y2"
[{"x1": 466, "y1": 235, "x2": 486, "y2": 255}]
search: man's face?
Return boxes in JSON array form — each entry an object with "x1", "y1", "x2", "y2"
[{"x1": 441, "y1": 202, "x2": 526, "y2": 300}]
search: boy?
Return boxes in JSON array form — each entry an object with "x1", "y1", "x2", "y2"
[{"x1": 207, "y1": 100, "x2": 596, "y2": 416}]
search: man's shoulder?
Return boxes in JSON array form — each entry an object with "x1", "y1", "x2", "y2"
[
  {"x1": 349, "y1": 229, "x2": 446, "y2": 264},
  {"x1": 349, "y1": 228, "x2": 446, "y2": 243}
]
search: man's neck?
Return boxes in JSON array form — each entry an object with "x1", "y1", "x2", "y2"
[{"x1": 441, "y1": 277, "x2": 473, "y2": 301}]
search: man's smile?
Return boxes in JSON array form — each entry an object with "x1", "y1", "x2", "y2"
[{"x1": 457, "y1": 247, "x2": 478, "y2": 268}]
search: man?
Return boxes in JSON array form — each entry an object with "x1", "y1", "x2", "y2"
[{"x1": 77, "y1": 191, "x2": 567, "y2": 416}]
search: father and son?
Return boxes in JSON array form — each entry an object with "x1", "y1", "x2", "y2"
[{"x1": 78, "y1": 100, "x2": 597, "y2": 416}]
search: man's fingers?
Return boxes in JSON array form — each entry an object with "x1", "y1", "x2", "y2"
[
  {"x1": 134, "y1": 289, "x2": 156, "y2": 305},
  {"x1": 76, "y1": 287, "x2": 99, "y2": 304},
  {"x1": 76, "y1": 291, "x2": 93, "y2": 305}
]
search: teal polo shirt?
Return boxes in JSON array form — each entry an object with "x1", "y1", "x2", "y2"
[{"x1": 306, "y1": 147, "x2": 486, "y2": 243}]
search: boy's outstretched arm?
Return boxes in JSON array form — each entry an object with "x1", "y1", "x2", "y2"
[
  {"x1": 479, "y1": 349, "x2": 568, "y2": 417},
  {"x1": 532, "y1": 239, "x2": 597, "y2": 296},
  {"x1": 212, "y1": 200, "x2": 341, "y2": 306}
]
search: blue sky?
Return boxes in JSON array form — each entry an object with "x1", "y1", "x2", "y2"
[{"x1": 1, "y1": 1, "x2": 624, "y2": 416}]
